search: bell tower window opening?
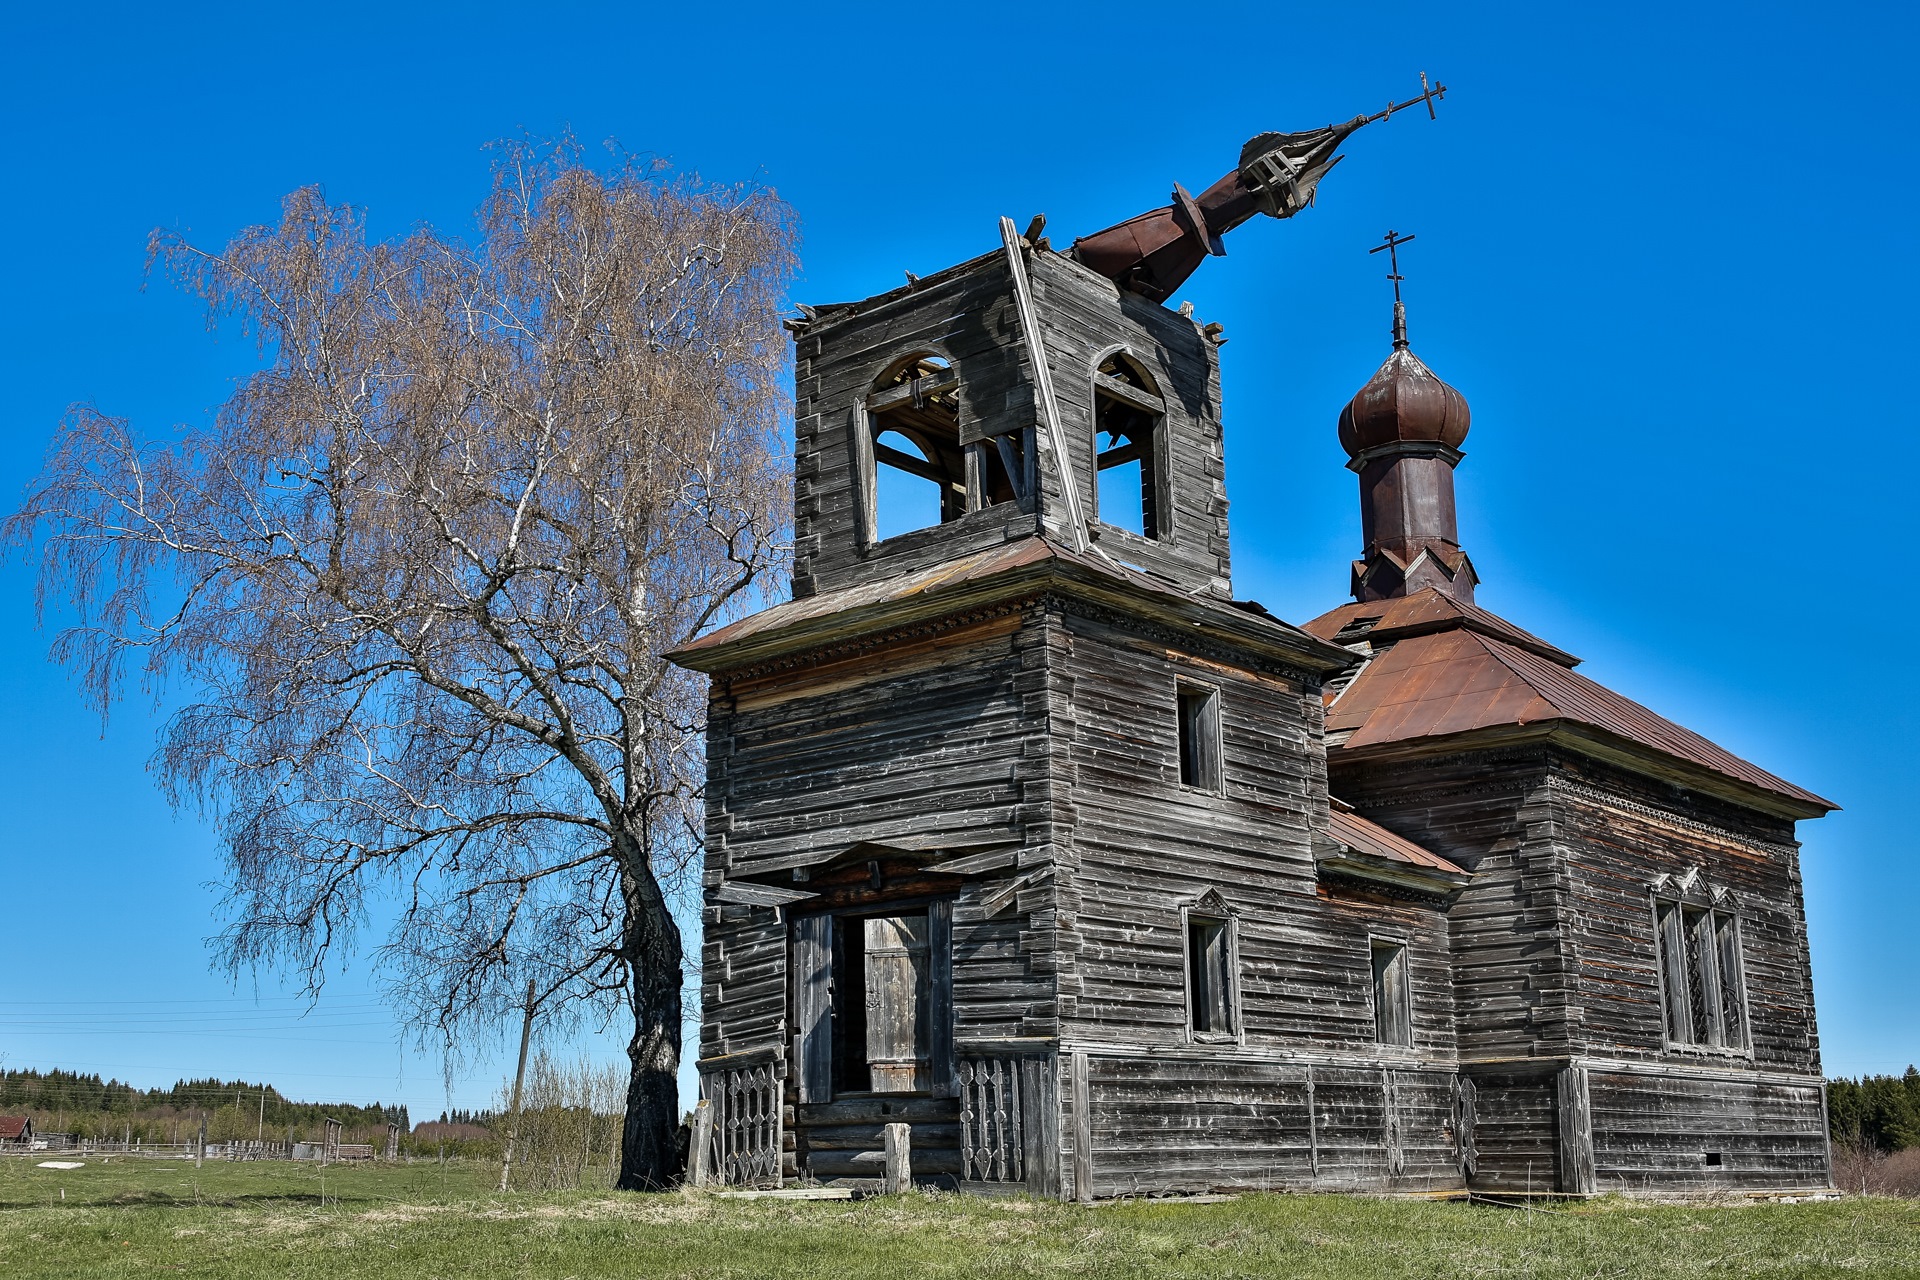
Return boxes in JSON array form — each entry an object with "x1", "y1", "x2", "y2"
[
  {"x1": 1093, "y1": 353, "x2": 1166, "y2": 539},
  {"x1": 863, "y1": 354, "x2": 1022, "y2": 545}
]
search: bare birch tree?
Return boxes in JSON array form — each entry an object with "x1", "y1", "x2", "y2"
[{"x1": 7, "y1": 139, "x2": 796, "y2": 1188}]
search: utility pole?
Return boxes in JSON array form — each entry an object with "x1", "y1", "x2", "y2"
[
  {"x1": 257, "y1": 1090, "x2": 265, "y2": 1144},
  {"x1": 498, "y1": 978, "x2": 537, "y2": 1193}
]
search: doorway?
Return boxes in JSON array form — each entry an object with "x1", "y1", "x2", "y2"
[{"x1": 834, "y1": 912, "x2": 932, "y2": 1093}]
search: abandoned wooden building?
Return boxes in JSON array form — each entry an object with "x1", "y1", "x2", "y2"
[{"x1": 669, "y1": 131, "x2": 1836, "y2": 1198}]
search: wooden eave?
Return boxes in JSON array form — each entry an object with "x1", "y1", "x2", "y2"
[
  {"x1": 1316, "y1": 804, "x2": 1471, "y2": 895},
  {"x1": 667, "y1": 536, "x2": 1353, "y2": 680},
  {"x1": 1315, "y1": 847, "x2": 1471, "y2": 896}
]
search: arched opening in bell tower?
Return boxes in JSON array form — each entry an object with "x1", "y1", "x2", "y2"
[{"x1": 1092, "y1": 351, "x2": 1165, "y2": 539}]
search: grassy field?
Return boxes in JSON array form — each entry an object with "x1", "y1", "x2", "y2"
[{"x1": 2, "y1": 1157, "x2": 1916, "y2": 1279}]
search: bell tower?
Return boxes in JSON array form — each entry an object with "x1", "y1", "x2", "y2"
[{"x1": 786, "y1": 220, "x2": 1235, "y2": 601}]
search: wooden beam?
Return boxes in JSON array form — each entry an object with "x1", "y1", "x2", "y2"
[
  {"x1": 999, "y1": 217, "x2": 1089, "y2": 553},
  {"x1": 923, "y1": 847, "x2": 1020, "y2": 877},
  {"x1": 872, "y1": 441, "x2": 964, "y2": 492},
  {"x1": 713, "y1": 881, "x2": 820, "y2": 907},
  {"x1": 1092, "y1": 369, "x2": 1165, "y2": 415},
  {"x1": 866, "y1": 373, "x2": 959, "y2": 415}
]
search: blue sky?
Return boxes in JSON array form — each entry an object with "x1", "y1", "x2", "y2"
[{"x1": 1, "y1": 1, "x2": 1912, "y2": 1118}]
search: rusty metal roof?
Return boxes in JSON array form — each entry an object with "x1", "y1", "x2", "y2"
[
  {"x1": 0, "y1": 1117, "x2": 29, "y2": 1140},
  {"x1": 1326, "y1": 804, "x2": 1466, "y2": 876},
  {"x1": 1305, "y1": 589, "x2": 1576, "y2": 665},
  {"x1": 1316, "y1": 605, "x2": 1833, "y2": 814}
]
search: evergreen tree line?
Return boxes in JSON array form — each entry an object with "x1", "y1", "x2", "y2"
[
  {"x1": 1828, "y1": 1068, "x2": 1920, "y2": 1154},
  {"x1": 0, "y1": 1068, "x2": 405, "y2": 1144}
]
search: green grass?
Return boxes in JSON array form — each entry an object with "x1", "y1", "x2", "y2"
[{"x1": 2, "y1": 1157, "x2": 1917, "y2": 1279}]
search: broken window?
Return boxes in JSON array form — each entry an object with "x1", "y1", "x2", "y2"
[
  {"x1": 1176, "y1": 683, "x2": 1221, "y2": 791},
  {"x1": 1655, "y1": 900, "x2": 1748, "y2": 1050},
  {"x1": 1092, "y1": 353, "x2": 1165, "y2": 539},
  {"x1": 862, "y1": 354, "x2": 1025, "y2": 544},
  {"x1": 1186, "y1": 914, "x2": 1236, "y2": 1037},
  {"x1": 1371, "y1": 941, "x2": 1413, "y2": 1046}
]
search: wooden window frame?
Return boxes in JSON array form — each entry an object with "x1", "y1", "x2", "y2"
[
  {"x1": 1368, "y1": 934, "x2": 1414, "y2": 1049},
  {"x1": 1179, "y1": 902, "x2": 1242, "y2": 1045},
  {"x1": 1175, "y1": 681, "x2": 1223, "y2": 794},
  {"x1": 854, "y1": 351, "x2": 1030, "y2": 549},
  {"x1": 1087, "y1": 348, "x2": 1172, "y2": 543},
  {"x1": 1651, "y1": 891, "x2": 1752, "y2": 1057}
]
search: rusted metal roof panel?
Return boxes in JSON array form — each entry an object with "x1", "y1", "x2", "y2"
[
  {"x1": 1327, "y1": 624, "x2": 1833, "y2": 811},
  {"x1": 1327, "y1": 806, "x2": 1466, "y2": 875},
  {"x1": 1306, "y1": 588, "x2": 1577, "y2": 665}
]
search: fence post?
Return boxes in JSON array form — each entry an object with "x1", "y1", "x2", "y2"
[
  {"x1": 498, "y1": 978, "x2": 537, "y2": 1193},
  {"x1": 196, "y1": 1116, "x2": 206, "y2": 1169},
  {"x1": 883, "y1": 1123, "x2": 911, "y2": 1195},
  {"x1": 689, "y1": 1099, "x2": 714, "y2": 1187}
]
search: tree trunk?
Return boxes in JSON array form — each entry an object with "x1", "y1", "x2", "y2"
[{"x1": 617, "y1": 837, "x2": 685, "y2": 1191}]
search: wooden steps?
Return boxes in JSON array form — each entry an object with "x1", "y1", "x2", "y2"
[{"x1": 797, "y1": 1093, "x2": 960, "y2": 1185}]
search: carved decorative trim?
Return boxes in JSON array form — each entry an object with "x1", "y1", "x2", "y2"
[
  {"x1": 719, "y1": 597, "x2": 1041, "y2": 685},
  {"x1": 1548, "y1": 776, "x2": 1799, "y2": 858},
  {"x1": 1039, "y1": 593, "x2": 1321, "y2": 687},
  {"x1": 718, "y1": 588, "x2": 1324, "y2": 691},
  {"x1": 1319, "y1": 871, "x2": 1451, "y2": 909}
]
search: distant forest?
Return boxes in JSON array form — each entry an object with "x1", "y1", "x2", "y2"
[
  {"x1": 0, "y1": 1068, "x2": 406, "y2": 1145},
  {"x1": 1829, "y1": 1068, "x2": 1920, "y2": 1154}
]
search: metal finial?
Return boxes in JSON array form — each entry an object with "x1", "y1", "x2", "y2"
[{"x1": 1368, "y1": 229, "x2": 1416, "y2": 349}]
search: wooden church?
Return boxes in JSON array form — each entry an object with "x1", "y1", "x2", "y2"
[{"x1": 669, "y1": 123, "x2": 1836, "y2": 1198}]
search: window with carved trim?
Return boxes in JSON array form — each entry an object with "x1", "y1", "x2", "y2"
[
  {"x1": 1655, "y1": 899, "x2": 1748, "y2": 1050},
  {"x1": 1371, "y1": 940, "x2": 1413, "y2": 1046},
  {"x1": 1184, "y1": 905, "x2": 1238, "y2": 1039}
]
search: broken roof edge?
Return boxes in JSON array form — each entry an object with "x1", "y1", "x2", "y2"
[
  {"x1": 1304, "y1": 590, "x2": 1579, "y2": 666},
  {"x1": 667, "y1": 535, "x2": 1354, "y2": 679},
  {"x1": 793, "y1": 235, "x2": 1208, "y2": 337},
  {"x1": 1328, "y1": 719, "x2": 1836, "y2": 822}
]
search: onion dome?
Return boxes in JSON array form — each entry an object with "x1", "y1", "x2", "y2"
[{"x1": 1337, "y1": 308, "x2": 1470, "y2": 459}]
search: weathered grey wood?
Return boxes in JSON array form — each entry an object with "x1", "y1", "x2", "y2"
[
  {"x1": 929, "y1": 898, "x2": 956, "y2": 1098},
  {"x1": 1454, "y1": 1075, "x2": 1477, "y2": 1178},
  {"x1": 882, "y1": 1123, "x2": 912, "y2": 1194},
  {"x1": 689, "y1": 1100, "x2": 715, "y2": 1187},
  {"x1": 1556, "y1": 1065, "x2": 1596, "y2": 1194},
  {"x1": 1071, "y1": 1050, "x2": 1092, "y2": 1202},
  {"x1": 1092, "y1": 368, "x2": 1166, "y2": 415},
  {"x1": 1020, "y1": 1053, "x2": 1062, "y2": 1199},
  {"x1": 793, "y1": 914, "x2": 833, "y2": 1103},
  {"x1": 1306, "y1": 1065, "x2": 1319, "y2": 1176},
  {"x1": 714, "y1": 881, "x2": 819, "y2": 907},
  {"x1": 999, "y1": 217, "x2": 1087, "y2": 553}
]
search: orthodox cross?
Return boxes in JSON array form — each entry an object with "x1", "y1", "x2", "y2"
[
  {"x1": 1360, "y1": 72, "x2": 1447, "y2": 126},
  {"x1": 1369, "y1": 229, "x2": 1417, "y2": 348},
  {"x1": 1369, "y1": 229, "x2": 1415, "y2": 302}
]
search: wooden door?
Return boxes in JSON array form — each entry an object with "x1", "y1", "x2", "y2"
[{"x1": 864, "y1": 914, "x2": 931, "y2": 1092}]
